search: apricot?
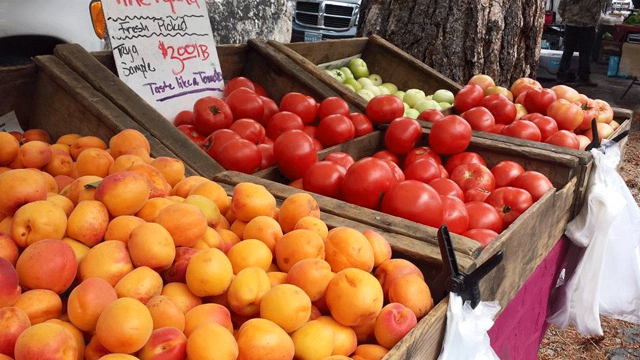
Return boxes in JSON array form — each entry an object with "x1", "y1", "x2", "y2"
[
  {"x1": 236, "y1": 318, "x2": 295, "y2": 360},
  {"x1": 138, "y1": 327, "x2": 187, "y2": 360},
  {"x1": 154, "y1": 202, "x2": 208, "y2": 247},
  {"x1": 84, "y1": 335, "x2": 111, "y2": 360},
  {"x1": 230, "y1": 219, "x2": 247, "y2": 239},
  {"x1": 184, "y1": 194, "x2": 222, "y2": 227},
  {"x1": 362, "y1": 229, "x2": 392, "y2": 267},
  {"x1": 47, "y1": 192, "x2": 74, "y2": 216},
  {"x1": 108, "y1": 154, "x2": 147, "y2": 174},
  {"x1": 66, "y1": 200, "x2": 110, "y2": 247},
  {"x1": 78, "y1": 240, "x2": 134, "y2": 286},
  {"x1": 227, "y1": 239, "x2": 273, "y2": 274},
  {"x1": 67, "y1": 277, "x2": 118, "y2": 332},
  {"x1": 184, "y1": 303, "x2": 233, "y2": 337},
  {"x1": 60, "y1": 175, "x2": 103, "y2": 205},
  {"x1": 75, "y1": 148, "x2": 114, "y2": 178},
  {"x1": 185, "y1": 247, "x2": 233, "y2": 297},
  {"x1": 325, "y1": 268, "x2": 383, "y2": 327},
  {"x1": 286, "y1": 258, "x2": 334, "y2": 302},
  {"x1": 260, "y1": 284, "x2": 311, "y2": 333},
  {"x1": 0, "y1": 169, "x2": 49, "y2": 216},
  {"x1": 150, "y1": 157, "x2": 185, "y2": 188},
  {"x1": 15, "y1": 239, "x2": 77, "y2": 293},
  {"x1": 231, "y1": 182, "x2": 277, "y2": 222},
  {"x1": 54, "y1": 175, "x2": 75, "y2": 194},
  {"x1": 56, "y1": 133, "x2": 82, "y2": 146},
  {"x1": 0, "y1": 306, "x2": 31, "y2": 358},
  {"x1": 95, "y1": 171, "x2": 151, "y2": 216},
  {"x1": 192, "y1": 226, "x2": 224, "y2": 251},
  {"x1": 69, "y1": 136, "x2": 107, "y2": 160},
  {"x1": 37, "y1": 168, "x2": 59, "y2": 193},
  {"x1": 278, "y1": 192, "x2": 320, "y2": 233},
  {"x1": 18, "y1": 140, "x2": 52, "y2": 168},
  {"x1": 114, "y1": 266, "x2": 163, "y2": 304},
  {"x1": 374, "y1": 258, "x2": 424, "y2": 298},
  {"x1": 109, "y1": 129, "x2": 150, "y2": 159},
  {"x1": 98, "y1": 354, "x2": 138, "y2": 360},
  {"x1": 290, "y1": 319, "x2": 335, "y2": 360},
  {"x1": 127, "y1": 222, "x2": 176, "y2": 271},
  {"x1": 373, "y1": 302, "x2": 417, "y2": 349},
  {"x1": 104, "y1": 215, "x2": 147, "y2": 243},
  {"x1": 95, "y1": 298, "x2": 154, "y2": 353},
  {"x1": 46, "y1": 319, "x2": 85, "y2": 360},
  {"x1": 0, "y1": 232, "x2": 19, "y2": 265},
  {"x1": 217, "y1": 228, "x2": 241, "y2": 253},
  {"x1": 14, "y1": 322, "x2": 77, "y2": 360},
  {"x1": 22, "y1": 129, "x2": 51, "y2": 144},
  {"x1": 324, "y1": 227, "x2": 375, "y2": 272},
  {"x1": 161, "y1": 282, "x2": 202, "y2": 314},
  {"x1": 44, "y1": 148, "x2": 74, "y2": 176},
  {"x1": 10, "y1": 200, "x2": 67, "y2": 248},
  {"x1": 353, "y1": 344, "x2": 388, "y2": 360},
  {"x1": 294, "y1": 216, "x2": 329, "y2": 240},
  {"x1": 62, "y1": 238, "x2": 91, "y2": 265},
  {"x1": 315, "y1": 316, "x2": 358, "y2": 356},
  {"x1": 13, "y1": 289, "x2": 62, "y2": 324},
  {"x1": 226, "y1": 267, "x2": 271, "y2": 316},
  {"x1": 188, "y1": 180, "x2": 232, "y2": 215},
  {"x1": 275, "y1": 229, "x2": 325, "y2": 272},
  {"x1": 0, "y1": 132, "x2": 20, "y2": 166},
  {"x1": 171, "y1": 175, "x2": 209, "y2": 198},
  {"x1": 388, "y1": 273, "x2": 435, "y2": 318},
  {"x1": 351, "y1": 317, "x2": 376, "y2": 343},
  {"x1": 146, "y1": 295, "x2": 186, "y2": 331},
  {"x1": 243, "y1": 215, "x2": 283, "y2": 254},
  {"x1": 161, "y1": 247, "x2": 199, "y2": 284},
  {"x1": 129, "y1": 163, "x2": 172, "y2": 198},
  {"x1": 125, "y1": 146, "x2": 153, "y2": 163},
  {"x1": 187, "y1": 323, "x2": 238, "y2": 360}
]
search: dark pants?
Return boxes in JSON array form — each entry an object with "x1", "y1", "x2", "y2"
[{"x1": 557, "y1": 25, "x2": 596, "y2": 82}]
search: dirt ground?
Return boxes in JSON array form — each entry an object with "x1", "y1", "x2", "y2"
[{"x1": 537, "y1": 60, "x2": 640, "y2": 359}]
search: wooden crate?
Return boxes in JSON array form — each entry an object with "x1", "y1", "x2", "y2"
[
  {"x1": 52, "y1": 40, "x2": 369, "y2": 180},
  {"x1": 0, "y1": 56, "x2": 200, "y2": 176},
  {"x1": 267, "y1": 35, "x2": 462, "y2": 113}
]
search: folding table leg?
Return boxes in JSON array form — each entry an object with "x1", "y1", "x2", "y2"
[{"x1": 621, "y1": 77, "x2": 639, "y2": 100}]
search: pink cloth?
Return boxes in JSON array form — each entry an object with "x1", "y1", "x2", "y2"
[{"x1": 488, "y1": 236, "x2": 570, "y2": 360}]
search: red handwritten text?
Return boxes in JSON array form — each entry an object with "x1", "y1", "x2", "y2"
[
  {"x1": 158, "y1": 40, "x2": 209, "y2": 75},
  {"x1": 115, "y1": 0, "x2": 200, "y2": 15}
]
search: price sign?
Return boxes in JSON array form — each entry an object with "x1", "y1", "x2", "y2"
[{"x1": 101, "y1": 0, "x2": 224, "y2": 122}]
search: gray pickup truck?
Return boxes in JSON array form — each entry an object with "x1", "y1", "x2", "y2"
[{"x1": 289, "y1": 0, "x2": 361, "y2": 42}]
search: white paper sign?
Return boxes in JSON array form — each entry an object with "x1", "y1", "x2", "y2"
[{"x1": 101, "y1": 0, "x2": 224, "y2": 122}]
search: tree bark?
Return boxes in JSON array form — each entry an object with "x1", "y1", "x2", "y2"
[{"x1": 357, "y1": 0, "x2": 546, "y2": 87}]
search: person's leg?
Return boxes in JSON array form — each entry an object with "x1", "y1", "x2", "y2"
[
  {"x1": 558, "y1": 25, "x2": 579, "y2": 82},
  {"x1": 577, "y1": 26, "x2": 597, "y2": 83}
]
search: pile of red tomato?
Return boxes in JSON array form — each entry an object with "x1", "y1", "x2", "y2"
[
  {"x1": 444, "y1": 75, "x2": 619, "y2": 150},
  {"x1": 295, "y1": 114, "x2": 553, "y2": 249},
  {"x1": 172, "y1": 76, "x2": 374, "y2": 174}
]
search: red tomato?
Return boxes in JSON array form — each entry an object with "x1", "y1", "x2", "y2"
[
  {"x1": 439, "y1": 164, "x2": 449, "y2": 179},
  {"x1": 384, "y1": 159, "x2": 405, "y2": 184},
  {"x1": 229, "y1": 119, "x2": 266, "y2": 144},
  {"x1": 312, "y1": 138, "x2": 323, "y2": 152},
  {"x1": 491, "y1": 123, "x2": 506, "y2": 134},
  {"x1": 253, "y1": 82, "x2": 268, "y2": 97},
  {"x1": 501, "y1": 120, "x2": 542, "y2": 142},
  {"x1": 303, "y1": 160, "x2": 347, "y2": 199},
  {"x1": 216, "y1": 138, "x2": 262, "y2": 174},
  {"x1": 203, "y1": 129, "x2": 241, "y2": 160},
  {"x1": 404, "y1": 147, "x2": 441, "y2": 169},
  {"x1": 384, "y1": 117, "x2": 422, "y2": 155},
  {"x1": 510, "y1": 171, "x2": 554, "y2": 202},
  {"x1": 465, "y1": 201, "x2": 503, "y2": 233},
  {"x1": 574, "y1": 97, "x2": 600, "y2": 131},
  {"x1": 520, "y1": 113, "x2": 544, "y2": 121},
  {"x1": 546, "y1": 99, "x2": 584, "y2": 131},
  {"x1": 544, "y1": 130, "x2": 580, "y2": 149},
  {"x1": 266, "y1": 111, "x2": 304, "y2": 141},
  {"x1": 464, "y1": 187, "x2": 492, "y2": 202},
  {"x1": 463, "y1": 228, "x2": 499, "y2": 248},
  {"x1": 522, "y1": 88, "x2": 557, "y2": 115},
  {"x1": 510, "y1": 77, "x2": 542, "y2": 99},
  {"x1": 341, "y1": 157, "x2": 397, "y2": 210},
  {"x1": 440, "y1": 195, "x2": 469, "y2": 234},
  {"x1": 348, "y1": 113, "x2": 374, "y2": 137},
  {"x1": 226, "y1": 88, "x2": 264, "y2": 121},
  {"x1": 490, "y1": 160, "x2": 525, "y2": 188},
  {"x1": 461, "y1": 106, "x2": 496, "y2": 132},
  {"x1": 531, "y1": 116, "x2": 559, "y2": 141},
  {"x1": 303, "y1": 125, "x2": 317, "y2": 139},
  {"x1": 483, "y1": 97, "x2": 517, "y2": 125},
  {"x1": 289, "y1": 178, "x2": 304, "y2": 189},
  {"x1": 177, "y1": 125, "x2": 207, "y2": 146},
  {"x1": 453, "y1": 84, "x2": 484, "y2": 114},
  {"x1": 260, "y1": 96, "x2": 279, "y2": 127},
  {"x1": 429, "y1": 115, "x2": 472, "y2": 155},
  {"x1": 444, "y1": 152, "x2": 486, "y2": 175},
  {"x1": 380, "y1": 180, "x2": 444, "y2": 227},
  {"x1": 261, "y1": 137, "x2": 274, "y2": 146},
  {"x1": 173, "y1": 110, "x2": 196, "y2": 127},
  {"x1": 279, "y1": 92, "x2": 318, "y2": 125},
  {"x1": 418, "y1": 109, "x2": 444, "y2": 123},
  {"x1": 485, "y1": 187, "x2": 533, "y2": 228},
  {"x1": 428, "y1": 178, "x2": 464, "y2": 201},
  {"x1": 224, "y1": 76, "x2": 255, "y2": 97},
  {"x1": 468, "y1": 74, "x2": 495, "y2": 92},
  {"x1": 192, "y1": 96, "x2": 233, "y2": 134},
  {"x1": 258, "y1": 143, "x2": 275, "y2": 170},
  {"x1": 273, "y1": 130, "x2": 318, "y2": 180},
  {"x1": 324, "y1": 152, "x2": 355, "y2": 170},
  {"x1": 317, "y1": 97, "x2": 350, "y2": 120},
  {"x1": 365, "y1": 95, "x2": 405, "y2": 124},
  {"x1": 479, "y1": 93, "x2": 511, "y2": 108},
  {"x1": 373, "y1": 150, "x2": 401, "y2": 166},
  {"x1": 403, "y1": 157, "x2": 441, "y2": 184},
  {"x1": 450, "y1": 163, "x2": 495, "y2": 193},
  {"x1": 315, "y1": 114, "x2": 356, "y2": 148}
]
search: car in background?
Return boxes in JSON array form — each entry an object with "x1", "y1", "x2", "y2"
[
  {"x1": 0, "y1": 1, "x2": 106, "y2": 66},
  {"x1": 289, "y1": 0, "x2": 361, "y2": 42}
]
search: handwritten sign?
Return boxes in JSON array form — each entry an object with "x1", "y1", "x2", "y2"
[{"x1": 101, "y1": 0, "x2": 224, "y2": 122}]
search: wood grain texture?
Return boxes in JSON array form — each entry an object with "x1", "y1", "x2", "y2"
[{"x1": 0, "y1": 63, "x2": 37, "y2": 129}]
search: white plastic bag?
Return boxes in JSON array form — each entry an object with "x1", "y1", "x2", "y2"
[
  {"x1": 437, "y1": 293, "x2": 501, "y2": 360},
  {"x1": 548, "y1": 140, "x2": 640, "y2": 335}
]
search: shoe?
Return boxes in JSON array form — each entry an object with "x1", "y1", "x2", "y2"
[{"x1": 576, "y1": 79, "x2": 598, "y2": 87}]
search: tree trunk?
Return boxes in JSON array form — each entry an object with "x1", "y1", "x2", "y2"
[{"x1": 357, "y1": 0, "x2": 546, "y2": 87}]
